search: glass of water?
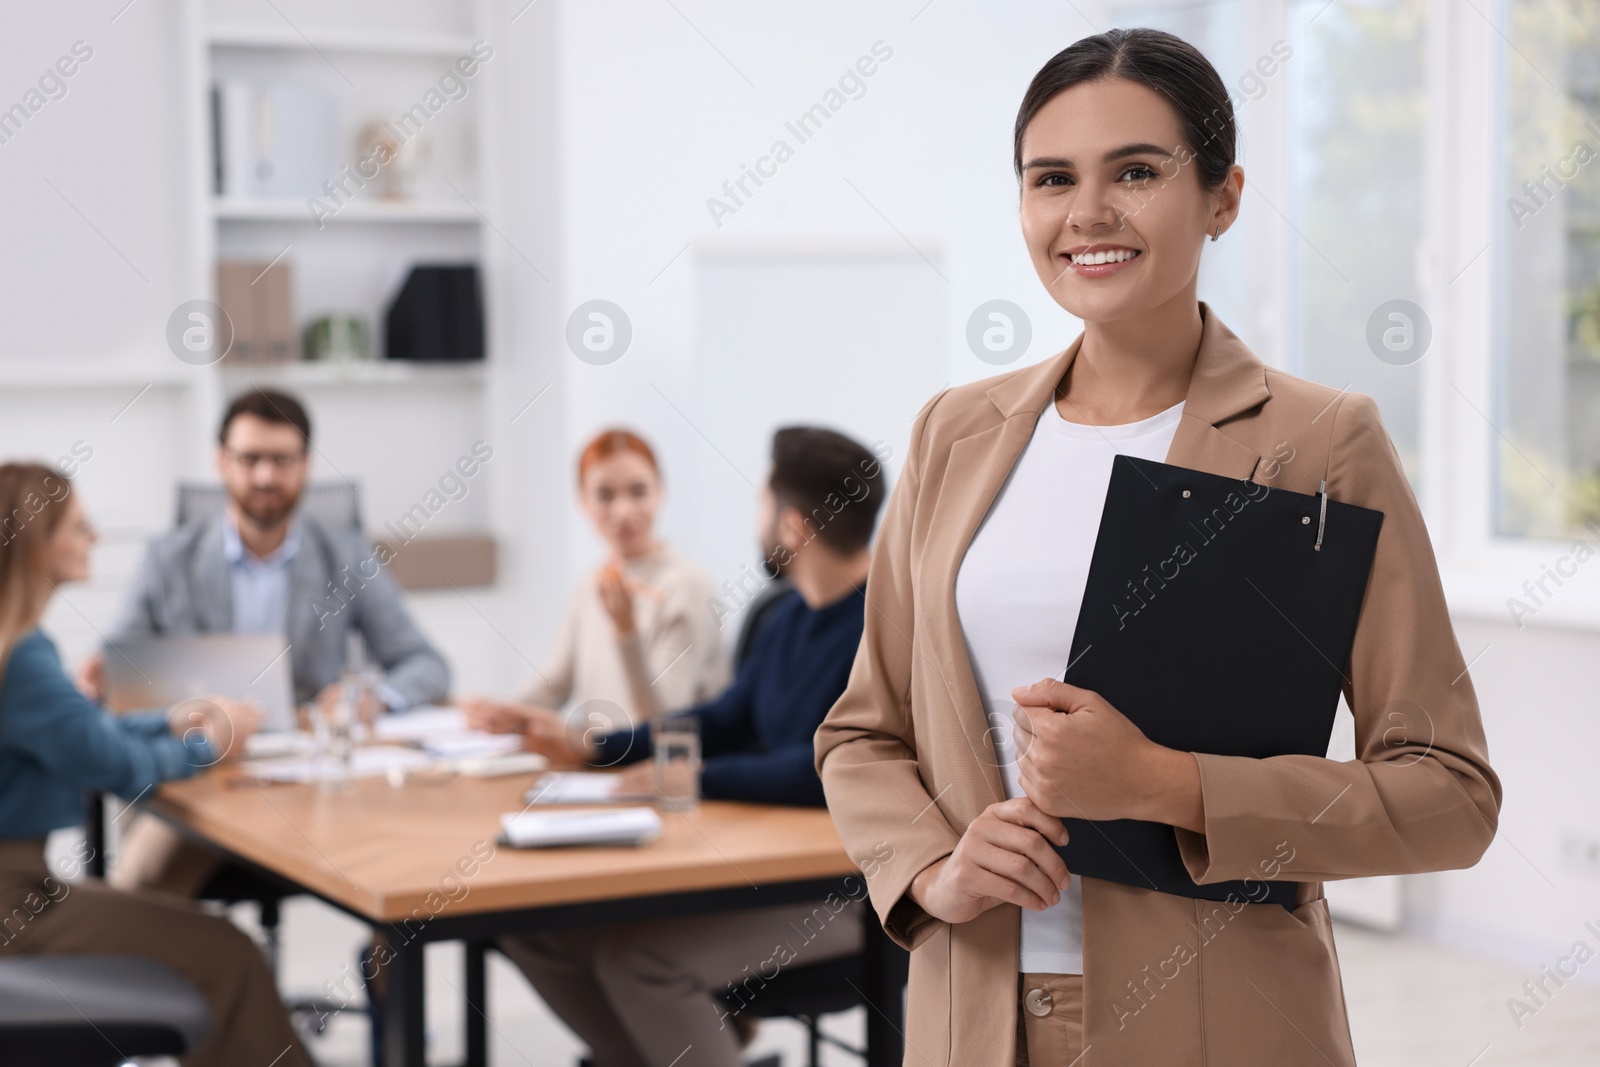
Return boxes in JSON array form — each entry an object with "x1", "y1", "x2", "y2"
[
  {"x1": 311, "y1": 687, "x2": 356, "y2": 788},
  {"x1": 652, "y1": 715, "x2": 700, "y2": 813}
]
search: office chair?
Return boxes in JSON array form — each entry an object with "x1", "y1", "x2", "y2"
[
  {"x1": 0, "y1": 954, "x2": 211, "y2": 1066},
  {"x1": 82, "y1": 480, "x2": 375, "y2": 1044},
  {"x1": 732, "y1": 577, "x2": 794, "y2": 667},
  {"x1": 175, "y1": 479, "x2": 365, "y2": 532},
  {"x1": 713, "y1": 907, "x2": 910, "y2": 1067},
  {"x1": 716, "y1": 576, "x2": 910, "y2": 1067},
  {"x1": 195, "y1": 861, "x2": 364, "y2": 1039},
  {"x1": 580, "y1": 574, "x2": 910, "y2": 1067},
  {"x1": 189, "y1": 478, "x2": 369, "y2": 1036}
]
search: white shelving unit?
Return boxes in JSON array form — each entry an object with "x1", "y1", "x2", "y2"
[
  {"x1": 211, "y1": 198, "x2": 482, "y2": 224},
  {"x1": 205, "y1": 25, "x2": 480, "y2": 57},
  {"x1": 177, "y1": 0, "x2": 507, "y2": 535},
  {"x1": 218, "y1": 358, "x2": 488, "y2": 387}
]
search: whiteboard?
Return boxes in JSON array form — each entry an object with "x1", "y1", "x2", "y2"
[{"x1": 675, "y1": 247, "x2": 946, "y2": 630}]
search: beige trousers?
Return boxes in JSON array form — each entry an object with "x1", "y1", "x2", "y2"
[
  {"x1": 498, "y1": 897, "x2": 866, "y2": 1067},
  {"x1": 108, "y1": 812, "x2": 224, "y2": 897},
  {"x1": 1015, "y1": 971, "x2": 1087, "y2": 1066},
  {"x1": 0, "y1": 837, "x2": 309, "y2": 1067}
]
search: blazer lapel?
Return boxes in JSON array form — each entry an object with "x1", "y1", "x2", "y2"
[
  {"x1": 1162, "y1": 303, "x2": 1273, "y2": 480},
  {"x1": 286, "y1": 518, "x2": 324, "y2": 670},
  {"x1": 923, "y1": 302, "x2": 1272, "y2": 817},
  {"x1": 192, "y1": 516, "x2": 233, "y2": 631}
]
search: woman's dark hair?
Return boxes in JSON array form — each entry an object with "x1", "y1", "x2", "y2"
[{"x1": 1013, "y1": 27, "x2": 1237, "y2": 194}]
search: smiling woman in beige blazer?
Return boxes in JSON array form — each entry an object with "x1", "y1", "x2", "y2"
[{"x1": 815, "y1": 27, "x2": 1502, "y2": 1067}]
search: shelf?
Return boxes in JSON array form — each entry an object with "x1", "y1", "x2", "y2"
[
  {"x1": 0, "y1": 360, "x2": 194, "y2": 390},
  {"x1": 207, "y1": 26, "x2": 479, "y2": 58},
  {"x1": 213, "y1": 198, "x2": 481, "y2": 224},
  {"x1": 217, "y1": 360, "x2": 487, "y2": 386}
]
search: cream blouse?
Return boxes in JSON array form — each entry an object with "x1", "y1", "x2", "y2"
[{"x1": 514, "y1": 541, "x2": 732, "y2": 730}]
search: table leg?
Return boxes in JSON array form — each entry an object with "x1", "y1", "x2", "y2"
[
  {"x1": 861, "y1": 912, "x2": 904, "y2": 1067},
  {"x1": 384, "y1": 931, "x2": 427, "y2": 1067},
  {"x1": 84, "y1": 791, "x2": 106, "y2": 878},
  {"x1": 464, "y1": 939, "x2": 488, "y2": 1067}
]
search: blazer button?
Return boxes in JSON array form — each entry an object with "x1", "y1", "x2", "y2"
[{"x1": 1024, "y1": 986, "x2": 1053, "y2": 1017}]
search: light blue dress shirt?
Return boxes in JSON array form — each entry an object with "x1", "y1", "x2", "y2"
[
  {"x1": 221, "y1": 515, "x2": 299, "y2": 638},
  {"x1": 221, "y1": 515, "x2": 410, "y2": 711}
]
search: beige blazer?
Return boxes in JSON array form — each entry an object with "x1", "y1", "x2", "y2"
[{"x1": 815, "y1": 302, "x2": 1502, "y2": 1066}]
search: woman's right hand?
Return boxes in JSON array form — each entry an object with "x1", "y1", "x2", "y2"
[
  {"x1": 595, "y1": 559, "x2": 638, "y2": 637},
  {"x1": 907, "y1": 797, "x2": 1073, "y2": 925}
]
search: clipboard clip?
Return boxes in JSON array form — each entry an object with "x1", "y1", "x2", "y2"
[{"x1": 1314, "y1": 479, "x2": 1328, "y2": 552}]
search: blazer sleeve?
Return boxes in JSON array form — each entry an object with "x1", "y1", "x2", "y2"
[
  {"x1": 1173, "y1": 391, "x2": 1504, "y2": 883},
  {"x1": 815, "y1": 389, "x2": 961, "y2": 951}
]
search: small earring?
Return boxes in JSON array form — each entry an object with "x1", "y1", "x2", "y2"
[{"x1": 1210, "y1": 226, "x2": 1221, "y2": 242}]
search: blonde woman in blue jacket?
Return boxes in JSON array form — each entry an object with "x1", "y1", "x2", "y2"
[{"x1": 0, "y1": 461, "x2": 309, "y2": 1067}]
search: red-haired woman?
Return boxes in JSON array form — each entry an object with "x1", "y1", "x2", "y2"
[
  {"x1": 463, "y1": 428, "x2": 729, "y2": 738},
  {"x1": 0, "y1": 462, "x2": 309, "y2": 1066}
]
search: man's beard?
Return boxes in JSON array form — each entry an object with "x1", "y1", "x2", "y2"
[
  {"x1": 759, "y1": 519, "x2": 790, "y2": 578},
  {"x1": 236, "y1": 489, "x2": 296, "y2": 529}
]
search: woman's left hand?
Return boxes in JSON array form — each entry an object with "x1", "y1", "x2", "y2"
[{"x1": 1011, "y1": 678, "x2": 1168, "y2": 822}]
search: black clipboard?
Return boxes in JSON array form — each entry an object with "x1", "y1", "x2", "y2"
[{"x1": 1054, "y1": 455, "x2": 1383, "y2": 907}]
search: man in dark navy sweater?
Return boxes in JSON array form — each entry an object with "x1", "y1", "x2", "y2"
[
  {"x1": 497, "y1": 427, "x2": 887, "y2": 1067},
  {"x1": 581, "y1": 571, "x2": 866, "y2": 806}
]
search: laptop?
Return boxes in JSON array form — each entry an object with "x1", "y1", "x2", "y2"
[{"x1": 102, "y1": 633, "x2": 297, "y2": 732}]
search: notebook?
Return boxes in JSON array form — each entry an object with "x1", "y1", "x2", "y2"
[{"x1": 499, "y1": 808, "x2": 663, "y2": 849}]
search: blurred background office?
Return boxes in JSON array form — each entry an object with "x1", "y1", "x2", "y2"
[{"x1": 0, "y1": 0, "x2": 1596, "y2": 1064}]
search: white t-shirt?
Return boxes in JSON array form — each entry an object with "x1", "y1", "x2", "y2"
[{"x1": 954, "y1": 394, "x2": 1185, "y2": 974}]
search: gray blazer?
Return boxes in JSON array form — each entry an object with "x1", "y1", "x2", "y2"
[{"x1": 106, "y1": 514, "x2": 451, "y2": 707}]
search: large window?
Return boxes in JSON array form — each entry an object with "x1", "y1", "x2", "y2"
[
  {"x1": 1288, "y1": 0, "x2": 1428, "y2": 491},
  {"x1": 1110, "y1": 0, "x2": 1428, "y2": 494},
  {"x1": 1498, "y1": 0, "x2": 1600, "y2": 539}
]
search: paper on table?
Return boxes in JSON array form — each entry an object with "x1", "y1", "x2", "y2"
[
  {"x1": 372, "y1": 706, "x2": 523, "y2": 758},
  {"x1": 243, "y1": 746, "x2": 433, "y2": 783},
  {"x1": 455, "y1": 752, "x2": 548, "y2": 778},
  {"x1": 244, "y1": 731, "x2": 314, "y2": 760},
  {"x1": 523, "y1": 772, "x2": 618, "y2": 804},
  {"x1": 522, "y1": 772, "x2": 656, "y2": 805},
  {"x1": 499, "y1": 807, "x2": 663, "y2": 848},
  {"x1": 371, "y1": 707, "x2": 464, "y2": 741},
  {"x1": 423, "y1": 734, "x2": 525, "y2": 758}
]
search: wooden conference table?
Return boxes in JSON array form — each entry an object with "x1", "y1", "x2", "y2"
[{"x1": 135, "y1": 768, "x2": 905, "y2": 1067}]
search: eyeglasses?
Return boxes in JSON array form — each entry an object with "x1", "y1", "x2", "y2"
[{"x1": 226, "y1": 448, "x2": 306, "y2": 472}]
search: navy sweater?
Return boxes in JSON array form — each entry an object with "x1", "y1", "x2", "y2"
[
  {"x1": 589, "y1": 586, "x2": 865, "y2": 806},
  {"x1": 0, "y1": 630, "x2": 214, "y2": 839}
]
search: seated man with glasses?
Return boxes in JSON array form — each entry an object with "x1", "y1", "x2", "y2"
[{"x1": 82, "y1": 387, "x2": 451, "y2": 897}]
